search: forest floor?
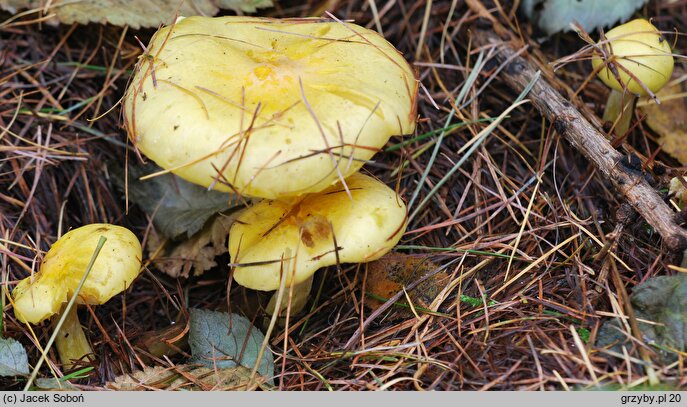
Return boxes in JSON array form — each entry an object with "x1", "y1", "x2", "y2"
[{"x1": 1, "y1": 0, "x2": 687, "y2": 391}]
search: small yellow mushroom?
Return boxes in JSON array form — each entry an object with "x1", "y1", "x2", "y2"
[
  {"x1": 592, "y1": 19, "x2": 674, "y2": 96},
  {"x1": 592, "y1": 19, "x2": 674, "y2": 136},
  {"x1": 228, "y1": 173, "x2": 407, "y2": 295},
  {"x1": 670, "y1": 177, "x2": 686, "y2": 208},
  {"x1": 12, "y1": 224, "x2": 142, "y2": 369},
  {"x1": 123, "y1": 16, "x2": 418, "y2": 199}
]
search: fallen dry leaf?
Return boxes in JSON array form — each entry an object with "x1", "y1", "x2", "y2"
[
  {"x1": 0, "y1": 0, "x2": 274, "y2": 29},
  {"x1": 147, "y1": 214, "x2": 234, "y2": 278},
  {"x1": 363, "y1": 253, "x2": 444, "y2": 318},
  {"x1": 136, "y1": 322, "x2": 189, "y2": 359},
  {"x1": 107, "y1": 364, "x2": 262, "y2": 391},
  {"x1": 639, "y1": 69, "x2": 687, "y2": 165}
]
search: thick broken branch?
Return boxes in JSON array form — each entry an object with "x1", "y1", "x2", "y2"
[{"x1": 467, "y1": 19, "x2": 687, "y2": 251}]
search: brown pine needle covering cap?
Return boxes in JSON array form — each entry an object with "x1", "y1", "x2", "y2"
[
  {"x1": 229, "y1": 173, "x2": 407, "y2": 291},
  {"x1": 123, "y1": 16, "x2": 418, "y2": 199},
  {"x1": 12, "y1": 224, "x2": 143, "y2": 324}
]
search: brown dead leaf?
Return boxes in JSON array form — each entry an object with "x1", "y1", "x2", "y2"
[
  {"x1": 639, "y1": 69, "x2": 687, "y2": 165},
  {"x1": 363, "y1": 254, "x2": 444, "y2": 318},
  {"x1": 136, "y1": 322, "x2": 189, "y2": 359},
  {"x1": 147, "y1": 214, "x2": 234, "y2": 278},
  {"x1": 0, "y1": 0, "x2": 274, "y2": 29},
  {"x1": 107, "y1": 364, "x2": 261, "y2": 391}
]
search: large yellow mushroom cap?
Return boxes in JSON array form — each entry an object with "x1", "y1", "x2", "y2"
[
  {"x1": 592, "y1": 18, "x2": 674, "y2": 96},
  {"x1": 12, "y1": 224, "x2": 143, "y2": 324},
  {"x1": 123, "y1": 16, "x2": 418, "y2": 199},
  {"x1": 229, "y1": 173, "x2": 407, "y2": 291}
]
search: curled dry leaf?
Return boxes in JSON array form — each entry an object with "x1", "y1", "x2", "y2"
[
  {"x1": 363, "y1": 253, "x2": 444, "y2": 318},
  {"x1": 107, "y1": 365, "x2": 261, "y2": 391},
  {"x1": 146, "y1": 214, "x2": 235, "y2": 278},
  {"x1": 0, "y1": 0, "x2": 274, "y2": 29},
  {"x1": 111, "y1": 162, "x2": 242, "y2": 278},
  {"x1": 136, "y1": 322, "x2": 189, "y2": 360},
  {"x1": 639, "y1": 70, "x2": 687, "y2": 166}
]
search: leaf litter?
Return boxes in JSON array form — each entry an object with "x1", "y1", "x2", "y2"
[
  {"x1": 364, "y1": 254, "x2": 446, "y2": 318},
  {"x1": 107, "y1": 365, "x2": 259, "y2": 390},
  {"x1": 111, "y1": 162, "x2": 244, "y2": 278}
]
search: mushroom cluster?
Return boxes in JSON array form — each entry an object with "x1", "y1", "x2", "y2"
[{"x1": 123, "y1": 16, "x2": 417, "y2": 310}]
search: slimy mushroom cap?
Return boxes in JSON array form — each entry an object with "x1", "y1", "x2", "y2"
[
  {"x1": 123, "y1": 16, "x2": 417, "y2": 199},
  {"x1": 12, "y1": 224, "x2": 143, "y2": 324},
  {"x1": 229, "y1": 173, "x2": 407, "y2": 291}
]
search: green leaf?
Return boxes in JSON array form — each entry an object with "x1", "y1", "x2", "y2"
[
  {"x1": 576, "y1": 327, "x2": 590, "y2": 343},
  {"x1": 188, "y1": 309, "x2": 274, "y2": 383},
  {"x1": 34, "y1": 378, "x2": 79, "y2": 391},
  {"x1": 521, "y1": 0, "x2": 648, "y2": 36},
  {"x1": 0, "y1": 337, "x2": 29, "y2": 377},
  {"x1": 460, "y1": 294, "x2": 497, "y2": 308},
  {"x1": 596, "y1": 274, "x2": 687, "y2": 364},
  {"x1": 111, "y1": 163, "x2": 235, "y2": 239}
]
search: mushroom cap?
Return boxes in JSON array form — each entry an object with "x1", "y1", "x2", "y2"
[
  {"x1": 12, "y1": 224, "x2": 143, "y2": 324},
  {"x1": 123, "y1": 16, "x2": 418, "y2": 199},
  {"x1": 228, "y1": 173, "x2": 407, "y2": 291},
  {"x1": 592, "y1": 19, "x2": 674, "y2": 96}
]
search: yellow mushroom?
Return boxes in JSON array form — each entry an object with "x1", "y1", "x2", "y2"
[
  {"x1": 228, "y1": 173, "x2": 407, "y2": 300},
  {"x1": 591, "y1": 19, "x2": 674, "y2": 136},
  {"x1": 12, "y1": 224, "x2": 142, "y2": 369},
  {"x1": 123, "y1": 16, "x2": 417, "y2": 199},
  {"x1": 670, "y1": 177, "x2": 686, "y2": 208}
]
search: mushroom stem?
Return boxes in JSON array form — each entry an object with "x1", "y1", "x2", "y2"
[
  {"x1": 54, "y1": 305, "x2": 93, "y2": 370},
  {"x1": 266, "y1": 274, "x2": 314, "y2": 316},
  {"x1": 602, "y1": 89, "x2": 636, "y2": 138}
]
